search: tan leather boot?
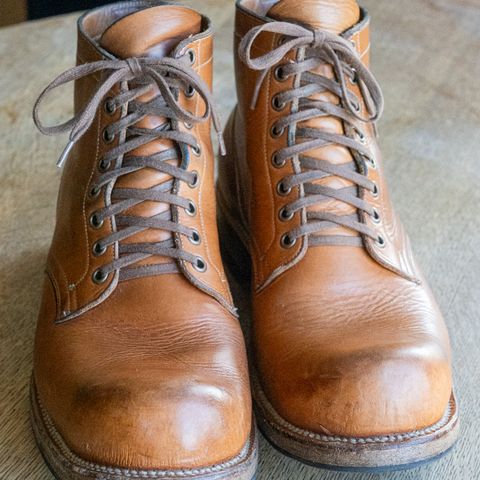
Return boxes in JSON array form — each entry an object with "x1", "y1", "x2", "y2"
[
  {"x1": 217, "y1": 0, "x2": 458, "y2": 471},
  {"x1": 31, "y1": 2, "x2": 257, "y2": 479}
]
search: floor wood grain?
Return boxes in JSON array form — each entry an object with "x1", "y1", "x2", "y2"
[{"x1": 0, "y1": 1, "x2": 479, "y2": 479}]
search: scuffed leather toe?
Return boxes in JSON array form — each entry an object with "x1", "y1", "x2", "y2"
[
  {"x1": 34, "y1": 275, "x2": 252, "y2": 470},
  {"x1": 254, "y1": 247, "x2": 452, "y2": 437}
]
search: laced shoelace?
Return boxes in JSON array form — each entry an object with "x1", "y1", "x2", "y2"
[
  {"x1": 239, "y1": 22, "x2": 386, "y2": 248},
  {"x1": 34, "y1": 55, "x2": 225, "y2": 282}
]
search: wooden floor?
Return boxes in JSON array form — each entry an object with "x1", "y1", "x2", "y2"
[{"x1": 0, "y1": 0, "x2": 479, "y2": 478}]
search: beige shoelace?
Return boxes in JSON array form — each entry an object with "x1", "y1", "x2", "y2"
[
  {"x1": 34, "y1": 55, "x2": 224, "y2": 282},
  {"x1": 240, "y1": 21, "x2": 385, "y2": 248}
]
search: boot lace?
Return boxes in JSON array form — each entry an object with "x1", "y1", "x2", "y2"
[
  {"x1": 239, "y1": 21, "x2": 385, "y2": 248},
  {"x1": 34, "y1": 55, "x2": 224, "y2": 281}
]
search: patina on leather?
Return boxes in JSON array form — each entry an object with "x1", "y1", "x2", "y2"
[
  {"x1": 33, "y1": 1, "x2": 255, "y2": 475},
  {"x1": 217, "y1": 0, "x2": 454, "y2": 441}
]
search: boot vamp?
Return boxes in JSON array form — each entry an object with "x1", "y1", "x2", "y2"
[
  {"x1": 34, "y1": 273, "x2": 251, "y2": 470},
  {"x1": 253, "y1": 246, "x2": 452, "y2": 437}
]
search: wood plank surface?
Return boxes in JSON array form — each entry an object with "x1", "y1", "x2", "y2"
[{"x1": 0, "y1": 1, "x2": 479, "y2": 478}]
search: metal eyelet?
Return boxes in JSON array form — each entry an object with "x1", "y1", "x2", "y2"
[
  {"x1": 191, "y1": 144, "x2": 202, "y2": 156},
  {"x1": 270, "y1": 124, "x2": 285, "y2": 138},
  {"x1": 92, "y1": 268, "x2": 109, "y2": 284},
  {"x1": 189, "y1": 229, "x2": 201, "y2": 245},
  {"x1": 364, "y1": 154, "x2": 376, "y2": 169},
  {"x1": 186, "y1": 48, "x2": 196, "y2": 65},
  {"x1": 271, "y1": 153, "x2": 286, "y2": 168},
  {"x1": 376, "y1": 235, "x2": 386, "y2": 248},
  {"x1": 277, "y1": 180, "x2": 292, "y2": 196},
  {"x1": 371, "y1": 182, "x2": 379, "y2": 198},
  {"x1": 280, "y1": 233, "x2": 296, "y2": 249},
  {"x1": 274, "y1": 65, "x2": 288, "y2": 82},
  {"x1": 102, "y1": 127, "x2": 115, "y2": 144},
  {"x1": 272, "y1": 95, "x2": 286, "y2": 111},
  {"x1": 277, "y1": 35, "x2": 288, "y2": 47},
  {"x1": 184, "y1": 121, "x2": 193, "y2": 130},
  {"x1": 188, "y1": 171, "x2": 200, "y2": 188},
  {"x1": 185, "y1": 85, "x2": 195, "y2": 98},
  {"x1": 89, "y1": 185, "x2": 101, "y2": 199},
  {"x1": 104, "y1": 97, "x2": 116, "y2": 115},
  {"x1": 92, "y1": 241, "x2": 107, "y2": 256},
  {"x1": 279, "y1": 207, "x2": 294, "y2": 222},
  {"x1": 353, "y1": 102, "x2": 361, "y2": 113},
  {"x1": 89, "y1": 212, "x2": 104, "y2": 229},
  {"x1": 371, "y1": 207, "x2": 381, "y2": 224},
  {"x1": 349, "y1": 68, "x2": 358, "y2": 85},
  {"x1": 194, "y1": 256, "x2": 207, "y2": 272},
  {"x1": 185, "y1": 200, "x2": 197, "y2": 216},
  {"x1": 355, "y1": 128, "x2": 367, "y2": 144},
  {"x1": 98, "y1": 158, "x2": 111, "y2": 172}
]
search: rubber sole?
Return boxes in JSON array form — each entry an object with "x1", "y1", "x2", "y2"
[
  {"x1": 30, "y1": 378, "x2": 258, "y2": 480},
  {"x1": 216, "y1": 201, "x2": 460, "y2": 472}
]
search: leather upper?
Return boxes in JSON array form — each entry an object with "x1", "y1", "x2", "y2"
[
  {"x1": 47, "y1": 2, "x2": 234, "y2": 322},
  {"x1": 217, "y1": 0, "x2": 453, "y2": 437},
  {"x1": 34, "y1": 1, "x2": 251, "y2": 471}
]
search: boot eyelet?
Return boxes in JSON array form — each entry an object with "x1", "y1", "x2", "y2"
[
  {"x1": 371, "y1": 182, "x2": 379, "y2": 198},
  {"x1": 102, "y1": 128, "x2": 115, "y2": 144},
  {"x1": 376, "y1": 235, "x2": 386, "y2": 248},
  {"x1": 186, "y1": 48, "x2": 196, "y2": 65},
  {"x1": 371, "y1": 208, "x2": 381, "y2": 224},
  {"x1": 274, "y1": 66, "x2": 288, "y2": 82},
  {"x1": 185, "y1": 85, "x2": 195, "y2": 98},
  {"x1": 89, "y1": 212, "x2": 104, "y2": 229},
  {"x1": 279, "y1": 207, "x2": 294, "y2": 222},
  {"x1": 92, "y1": 242, "x2": 107, "y2": 256},
  {"x1": 104, "y1": 97, "x2": 116, "y2": 115},
  {"x1": 272, "y1": 153, "x2": 286, "y2": 168},
  {"x1": 194, "y1": 256, "x2": 207, "y2": 272},
  {"x1": 89, "y1": 185, "x2": 101, "y2": 199},
  {"x1": 280, "y1": 233, "x2": 296, "y2": 249},
  {"x1": 277, "y1": 35, "x2": 288, "y2": 47},
  {"x1": 185, "y1": 200, "x2": 197, "y2": 216},
  {"x1": 188, "y1": 171, "x2": 200, "y2": 188},
  {"x1": 364, "y1": 155, "x2": 376, "y2": 169},
  {"x1": 277, "y1": 180, "x2": 292, "y2": 196},
  {"x1": 354, "y1": 128, "x2": 367, "y2": 144},
  {"x1": 349, "y1": 68, "x2": 358, "y2": 85},
  {"x1": 98, "y1": 158, "x2": 111, "y2": 172},
  {"x1": 191, "y1": 144, "x2": 202, "y2": 156},
  {"x1": 189, "y1": 229, "x2": 201, "y2": 245},
  {"x1": 92, "y1": 268, "x2": 109, "y2": 284},
  {"x1": 184, "y1": 121, "x2": 193, "y2": 130},
  {"x1": 271, "y1": 124, "x2": 285, "y2": 138},
  {"x1": 272, "y1": 95, "x2": 286, "y2": 111}
]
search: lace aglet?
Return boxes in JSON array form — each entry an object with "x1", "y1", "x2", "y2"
[
  {"x1": 56, "y1": 140, "x2": 74, "y2": 168},
  {"x1": 218, "y1": 134, "x2": 227, "y2": 157}
]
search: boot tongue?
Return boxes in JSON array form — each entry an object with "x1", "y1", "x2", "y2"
[
  {"x1": 100, "y1": 5, "x2": 202, "y2": 59},
  {"x1": 267, "y1": 0, "x2": 360, "y2": 34}
]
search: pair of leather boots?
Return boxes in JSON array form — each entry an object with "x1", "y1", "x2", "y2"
[{"x1": 32, "y1": 1, "x2": 458, "y2": 478}]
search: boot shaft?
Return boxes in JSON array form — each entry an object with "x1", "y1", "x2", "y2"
[
  {"x1": 219, "y1": 0, "x2": 418, "y2": 290},
  {"x1": 36, "y1": 1, "x2": 234, "y2": 321}
]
